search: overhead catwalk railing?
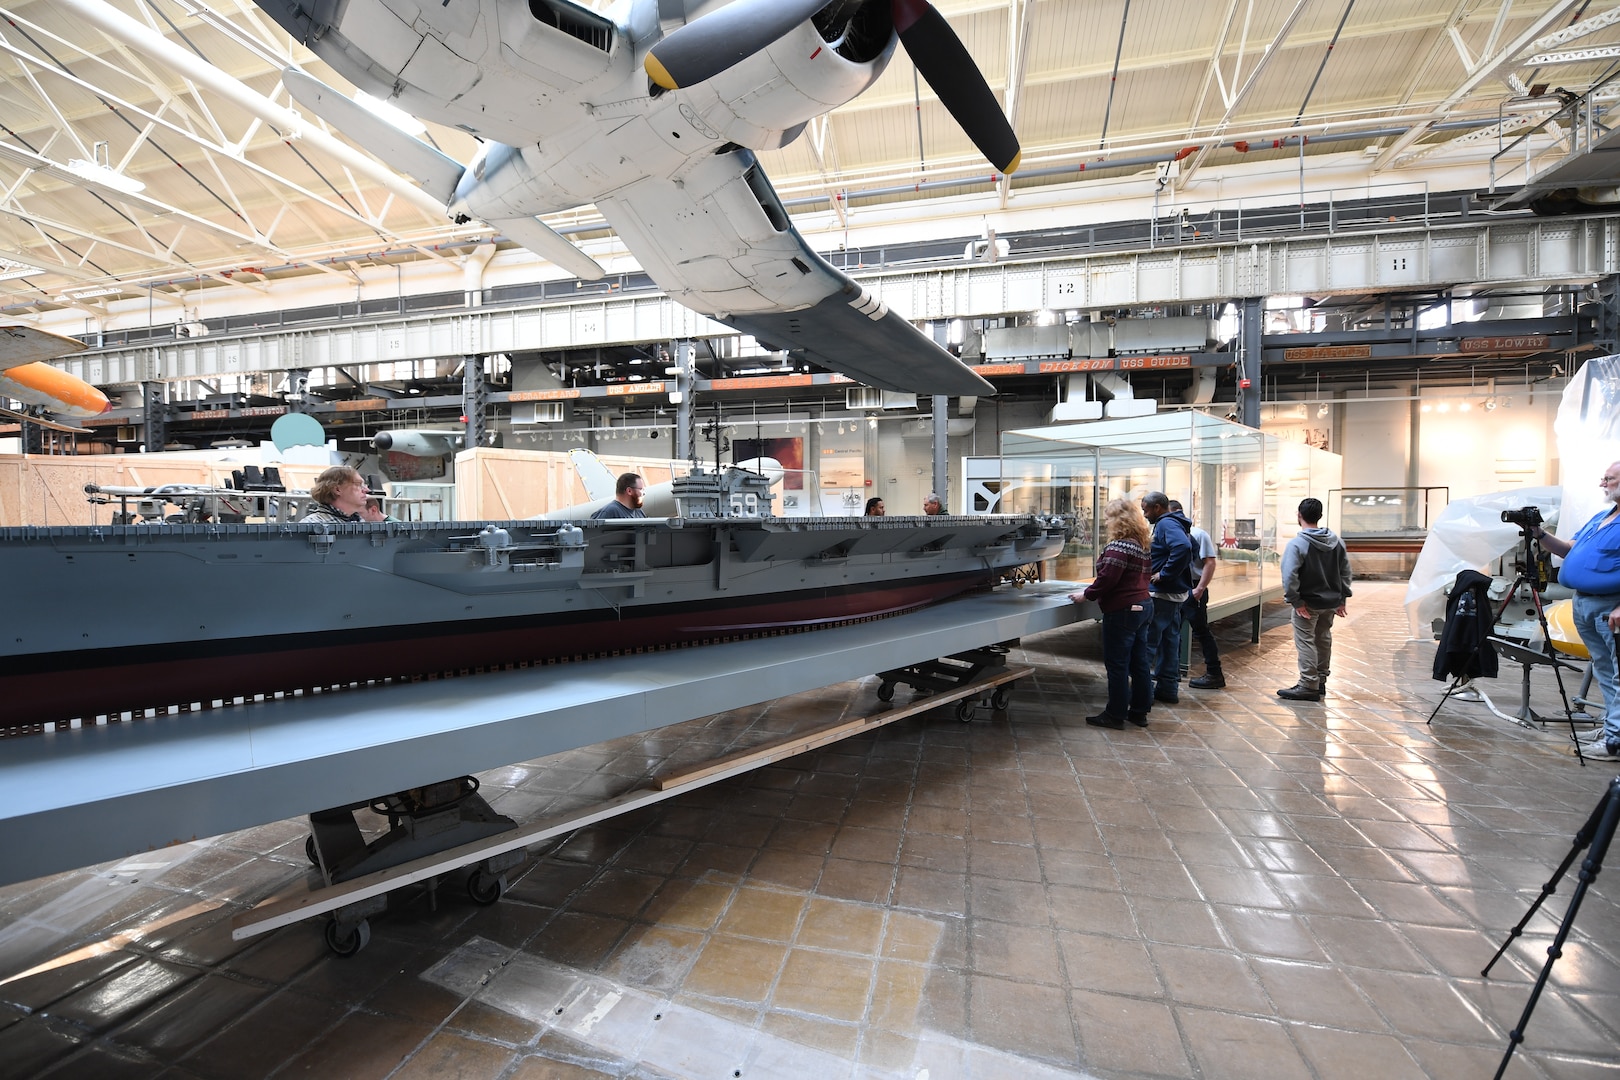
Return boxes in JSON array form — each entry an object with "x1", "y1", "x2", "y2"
[{"x1": 54, "y1": 217, "x2": 1620, "y2": 391}]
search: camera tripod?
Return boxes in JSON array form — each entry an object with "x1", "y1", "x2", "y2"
[
  {"x1": 1481, "y1": 774, "x2": 1620, "y2": 1078},
  {"x1": 1426, "y1": 526, "x2": 1586, "y2": 763}
]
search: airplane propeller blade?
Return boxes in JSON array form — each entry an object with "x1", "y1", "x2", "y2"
[
  {"x1": 645, "y1": 0, "x2": 827, "y2": 90},
  {"x1": 893, "y1": 0, "x2": 1021, "y2": 174}
]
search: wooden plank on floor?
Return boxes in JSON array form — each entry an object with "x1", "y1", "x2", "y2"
[{"x1": 231, "y1": 665, "x2": 1034, "y2": 941}]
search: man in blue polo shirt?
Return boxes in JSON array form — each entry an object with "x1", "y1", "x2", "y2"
[
  {"x1": 1535, "y1": 461, "x2": 1620, "y2": 757},
  {"x1": 1141, "y1": 491, "x2": 1194, "y2": 704}
]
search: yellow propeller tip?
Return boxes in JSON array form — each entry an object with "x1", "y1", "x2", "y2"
[
  {"x1": 644, "y1": 54, "x2": 679, "y2": 91},
  {"x1": 1003, "y1": 152, "x2": 1022, "y2": 175}
]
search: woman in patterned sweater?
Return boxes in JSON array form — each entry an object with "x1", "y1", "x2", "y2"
[{"x1": 1071, "y1": 498, "x2": 1155, "y2": 729}]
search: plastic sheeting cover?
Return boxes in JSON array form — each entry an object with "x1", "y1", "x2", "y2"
[
  {"x1": 1402, "y1": 354, "x2": 1620, "y2": 638},
  {"x1": 1402, "y1": 486, "x2": 1562, "y2": 637}
]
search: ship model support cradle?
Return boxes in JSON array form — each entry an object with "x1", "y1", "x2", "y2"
[{"x1": 0, "y1": 583, "x2": 1097, "y2": 953}]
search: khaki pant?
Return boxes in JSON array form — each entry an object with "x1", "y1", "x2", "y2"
[{"x1": 1291, "y1": 606, "x2": 1337, "y2": 690}]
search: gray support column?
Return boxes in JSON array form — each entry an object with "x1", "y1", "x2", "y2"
[
  {"x1": 141, "y1": 381, "x2": 166, "y2": 453},
  {"x1": 932, "y1": 395, "x2": 948, "y2": 511},
  {"x1": 673, "y1": 340, "x2": 695, "y2": 464},
  {"x1": 1596, "y1": 274, "x2": 1620, "y2": 355},
  {"x1": 462, "y1": 355, "x2": 486, "y2": 449},
  {"x1": 1239, "y1": 297, "x2": 1263, "y2": 428},
  {"x1": 285, "y1": 368, "x2": 310, "y2": 412}
]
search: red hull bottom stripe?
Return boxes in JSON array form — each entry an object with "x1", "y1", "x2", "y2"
[{"x1": 3, "y1": 575, "x2": 994, "y2": 729}]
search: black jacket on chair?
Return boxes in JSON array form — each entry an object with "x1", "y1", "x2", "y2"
[{"x1": 1433, "y1": 569, "x2": 1499, "y2": 681}]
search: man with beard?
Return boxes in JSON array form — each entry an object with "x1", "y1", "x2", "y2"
[
  {"x1": 1532, "y1": 462, "x2": 1620, "y2": 757},
  {"x1": 592, "y1": 472, "x2": 647, "y2": 519}
]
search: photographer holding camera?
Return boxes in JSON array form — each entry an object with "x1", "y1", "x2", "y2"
[{"x1": 1531, "y1": 462, "x2": 1620, "y2": 757}]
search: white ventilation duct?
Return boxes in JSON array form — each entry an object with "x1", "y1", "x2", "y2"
[
  {"x1": 1092, "y1": 373, "x2": 1157, "y2": 418},
  {"x1": 1182, "y1": 367, "x2": 1217, "y2": 405}
]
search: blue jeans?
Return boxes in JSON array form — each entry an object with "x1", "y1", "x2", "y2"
[
  {"x1": 1573, "y1": 592, "x2": 1620, "y2": 745},
  {"x1": 1148, "y1": 595, "x2": 1184, "y2": 693},
  {"x1": 1100, "y1": 604, "x2": 1154, "y2": 718}
]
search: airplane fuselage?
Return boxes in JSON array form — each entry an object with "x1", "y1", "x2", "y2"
[
  {"x1": 283, "y1": 0, "x2": 893, "y2": 222},
  {"x1": 0, "y1": 362, "x2": 112, "y2": 418}
]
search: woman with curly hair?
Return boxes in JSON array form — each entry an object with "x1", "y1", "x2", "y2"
[{"x1": 1071, "y1": 497, "x2": 1155, "y2": 729}]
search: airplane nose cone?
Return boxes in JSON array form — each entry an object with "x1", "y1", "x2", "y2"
[{"x1": 373, "y1": 432, "x2": 394, "y2": 450}]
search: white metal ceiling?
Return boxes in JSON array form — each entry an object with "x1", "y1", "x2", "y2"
[{"x1": 0, "y1": 0, "x2": 1616, "y2": 313}]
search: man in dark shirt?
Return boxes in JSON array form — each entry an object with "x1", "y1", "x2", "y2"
[
  {"x1": 1142, "y1": 491, "x2": 1193, "y2": 704},
  {"x1": 591, "y1": 472, "x2": 647, "y2": 519}
]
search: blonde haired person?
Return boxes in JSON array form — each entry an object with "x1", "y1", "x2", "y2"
[
  {"x1": 1070, "y1": 498, "x2": 1155, "y2": 729},
  {"x1": 302, "y1": 466, "x2": 368, "y2": 523}
]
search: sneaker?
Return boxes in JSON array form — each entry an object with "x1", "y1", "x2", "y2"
[
  {"x1": 1086, "y1": 712, "x2": 1125, "y2": 730},
  {"x1": 1276, "y1": 684, "x2": 1322, "y2": 702},
  {"x1": 1127, "y1": 711, "x2": 1150, "y2": 727},
  {"x1": 1154, "y1": 688, "x2": 1180, "y2": 705},
  {"x1": 1189, "y1": 672, "x2": 1226, "y2": 690}
]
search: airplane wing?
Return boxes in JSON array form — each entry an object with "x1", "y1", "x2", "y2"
[
  {"x1": 0, "y1": 325, "x2": 88, "y2": 371},
  {"x1": 598, "y1": 152, "x2": 992, "y2": 396},
  {"x1": 281, "y1": 69, "x2": 464, "y2": 204}
]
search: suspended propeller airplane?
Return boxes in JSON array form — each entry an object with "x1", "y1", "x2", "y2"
[
  {"x1": 0, "y1": 325, "x2": 113, "y2": 432},
  {"x1": 252, "y1": 0, "x2": 1016, "y2": 398}
]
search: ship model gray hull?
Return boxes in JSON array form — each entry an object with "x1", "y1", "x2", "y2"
[{"x1": 1, "y1": 469, "x2": 1068, "y2": 731}]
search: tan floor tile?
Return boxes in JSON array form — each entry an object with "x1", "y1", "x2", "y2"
[
  {"x1": 969, "y1": 921, "x2": 1062, "y2": 984},
  {"x1": 1058, "y1": 931, "x2": 1164, "y2": 998},
  {"x1": 858, "y1": 1028, "x2": 921, "y2": 1072},
  {"x1": 796, "y1": 896, "x2": 885, "y2": 953},
  {"x1": 279, "y1": 1011, "x2": 435, "y2": 1080},
  {"x1": 604, "y1": 925, "x2": 706, "y2": 992},
  {"x1": 1148, "y1": 943, "x2": 1270, "y2": 1013},
  {"x1": 389, "y1": 1031, "x2": 518, "y2": 1080},
  {"x1": 771, "y1": 948, "x2": 873, "y2": 1021},
  {"x1": 965, "y1": 975, "x2": 1078, "y2": 1064},
  {"x1": 716, "y1": 887, "x2": 806, "y2": 943},
  {"x1": 1176, "y1": 1008, "x2": 1314, "y2": 1080},
  {"x1": 1070, "y1": 988, "x2": 1192, "y2": 1077},
  {"x1": 893, "y1": 865, "x2": 967, "y2": 917},
  {"x1": 1249, "y1": 956, "x2": 1389, "y2": 1029},
  {"x1": 640, "y1": 880, "x2": 731, "y2": 931},
  {"x1": 681, "y1": 936, "x2": 788, "y2": 1003},
  {"x1": 1348, "y1": 970, "x2": 1502, "y2": 1041},
  {"x1": 1131, "y1": 896, "x2": 1229, "y2": 949},
  {"x1": 797, "y1": 850, "x2": 887, "y2": 902},
  {"x1": 507, "y1": 1052, "x2": 618, "y2": 1079},
  {"x1": 1290, "y1": 1025, "x2": 1429, "y2": 1078},
  {"x1": 869, "y1": 960, "x2": 927, "y2": 1029},
  {"x1": 760, "y1": 1010, "x2": 859, "y2": 1058},
  {"x1": 881, "y1": 912, "x2": 944, "y2": 963}
]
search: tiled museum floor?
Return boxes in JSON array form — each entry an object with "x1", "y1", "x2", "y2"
[{"x1": 1, "y1": 581, "x2": 1618, "y2": 1079}]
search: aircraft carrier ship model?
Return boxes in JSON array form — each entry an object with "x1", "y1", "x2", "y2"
[{"x1": 0, "y1": 466, "x2": 1070, "y2": 733}]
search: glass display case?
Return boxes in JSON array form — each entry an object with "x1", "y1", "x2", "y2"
[{"x1": 977, "y1": 412, "x2": 1343, "y2": 607}]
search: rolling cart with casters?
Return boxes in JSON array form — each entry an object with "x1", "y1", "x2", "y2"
[{"x1": 875, "y1": 644, "x2": 1030, "y2": 721}]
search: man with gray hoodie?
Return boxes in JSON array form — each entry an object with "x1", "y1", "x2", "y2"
[{"x1": 1277, "y1": 497, "x2": 1352, "y2": 702}]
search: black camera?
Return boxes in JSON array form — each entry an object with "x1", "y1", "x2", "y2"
[{"x1": 1501, "y1": 506, "x2": 1544, "y2": 528}]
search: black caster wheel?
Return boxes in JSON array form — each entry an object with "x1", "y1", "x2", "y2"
[
  {"x1": 876, "y1": 681, "x2": 895, "y2": 703},
  {"x1": 954, "y1": 699, "x2": 976, "y2": 722},
  {"x1": 324, "y1": 918, "x2": 370, "y2": 957},
  {"x1": 304, "y1": 834, "x2": 320, "y2": 867},
  {"x1": 991, "y1": 687, "x2": 1012, "y2": 711},
  {"x1": 468, "y1": 870, "x2": 505, "y2": 905}
]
